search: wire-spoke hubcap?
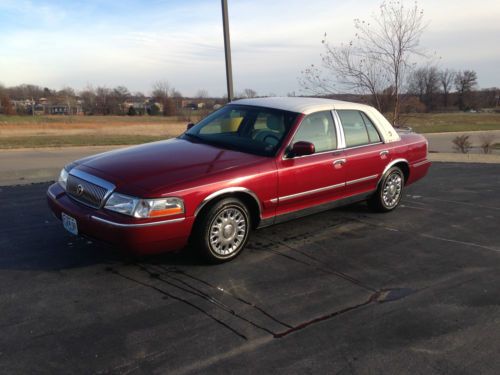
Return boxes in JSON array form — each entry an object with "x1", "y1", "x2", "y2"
[
  {"x1": 209, "y1": 207, "x2": 247, "y2": 256},
  {"x1": 382, "y1": 172, "x2": 402, "y2": 208}
]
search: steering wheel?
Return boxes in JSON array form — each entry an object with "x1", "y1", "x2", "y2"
[{"x1": 262, "y1": 133, "x2": 280, "y2": 144}]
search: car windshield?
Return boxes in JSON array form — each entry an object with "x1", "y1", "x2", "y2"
[{"x1": 181, "y1": 105, "x2": 299, "y2": 156}]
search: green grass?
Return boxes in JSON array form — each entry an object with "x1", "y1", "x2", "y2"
[
  {"x1": 403, "y1": 112, "x2": 500, "y2": 133},
  {"x1": 0, "y1": 134, "x2": 168, "y2": 149}
]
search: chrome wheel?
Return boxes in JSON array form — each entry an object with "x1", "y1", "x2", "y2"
[
  {"x1": 382, "y1": 172, "x2": 402, "y2": 208},
  {"x1": 209, "y1": 207, "x2": 247, "y2": 256}
]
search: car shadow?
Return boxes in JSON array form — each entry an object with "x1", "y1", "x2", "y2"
[{"x1": 0, "y1": 181, "x2": 374, "y2": 272}]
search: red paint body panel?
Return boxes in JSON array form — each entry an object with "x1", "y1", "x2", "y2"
[{"x1": 47, "y1": 110, "x2": 430, "y2": 255}]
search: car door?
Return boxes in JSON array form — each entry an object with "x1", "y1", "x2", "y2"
[
  {"x1": 336, "y1": 109, "x2": 389, "y2": 196},
  {"x1": 276, "y1": 111, "x2": 347, "y2": 216}
]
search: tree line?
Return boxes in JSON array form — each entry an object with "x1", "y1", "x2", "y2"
[
  {"x1": 0, "y1": 81, "x2": 262, "y2": 116},
  {"x1": 406, "y1": 67, "x2": 498, "y2": 112}
]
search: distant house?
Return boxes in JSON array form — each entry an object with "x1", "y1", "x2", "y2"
[
  {"x1": 50, "y1": 105, "x2": 69, "y2": 115},
  {"x1": 123, "y1": 99, "x2": 147, "y2": 115},
  {"x1": 183, "y1": 102, "x2": 198, "y2": 110}
]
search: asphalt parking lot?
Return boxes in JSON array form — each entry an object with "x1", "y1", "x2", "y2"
[{"x1": 1, "y1": 162, "x2": 500, "y2": 374}]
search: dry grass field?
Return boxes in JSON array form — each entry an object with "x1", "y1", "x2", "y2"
[
  {"x1": 0, "y1": 115, "x2": 189, "y2": 148},
  {"x1": 1, "y1": 111, "x2": 499, "y2": 149}
]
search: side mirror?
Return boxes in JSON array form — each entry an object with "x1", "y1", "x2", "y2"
[
  {"x1": 186, "y1": 123, "x2": 195, "y2": 130},
  {"x1": 290, "y1": 141, "x2": 315, "y2": 157}
]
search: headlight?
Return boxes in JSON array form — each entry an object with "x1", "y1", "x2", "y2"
[
  {"x1": 104, "y1": 193, "x2": 184, "y2": 218},
  {"x1": 104, "y1": 193, "x2": 139, "y2": 216},
  {"x1": 58, "y1": 168, "x2": 69, "y2": 190}
]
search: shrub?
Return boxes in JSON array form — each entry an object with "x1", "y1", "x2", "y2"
[
  {"x1": 127, "y1": 106, "x2": 137, "y2": 116},
  {"x1": 479, "y1": 134, "x2": 496, "y2": 154},
  {"x1": 452, "y1": 135, "x2": 472, "y2": 153}
]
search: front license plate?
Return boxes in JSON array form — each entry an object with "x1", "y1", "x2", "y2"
[{"x1": 61, "y1": 212, "x2": 78, "y2": 235}]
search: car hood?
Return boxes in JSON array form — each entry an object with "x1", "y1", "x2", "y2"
[{"x1": 72, "y1": 138, "x2": 268, "y2": 195}]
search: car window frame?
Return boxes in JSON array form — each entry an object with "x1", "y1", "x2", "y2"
[{"x1": 336, "y1": 109, "x2": 384, "y2": 149}]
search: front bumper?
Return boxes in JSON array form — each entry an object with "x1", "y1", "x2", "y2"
[{"x1": 47, "y1": 183, "x2": 195, "y2": 255}]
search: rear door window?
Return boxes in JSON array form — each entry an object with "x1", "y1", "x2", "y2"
[{"x1": 337, "y1": 110, "x2": 381, "y2": 147}]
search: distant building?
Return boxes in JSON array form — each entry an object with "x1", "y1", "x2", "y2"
[{"x1": 50, "y1": 105, "x2": 69, "y2": 115}]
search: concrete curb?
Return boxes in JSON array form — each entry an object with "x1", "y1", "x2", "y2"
[{"x1": 429, "y1": 152, "x2": 500, "y2": 164}]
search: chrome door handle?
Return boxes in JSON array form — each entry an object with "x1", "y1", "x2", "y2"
[
  {"x1": 333, "y1": 158, "x2": 346, "y2": 166},
  {"x1": 380, "y1": 150, "x2": 390, "y2": 157}
]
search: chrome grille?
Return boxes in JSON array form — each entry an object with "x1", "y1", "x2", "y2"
[{"x1": 66, "y1": 173, "x2": 110, "y2": 208}]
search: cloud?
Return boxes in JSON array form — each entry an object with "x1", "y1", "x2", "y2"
[{"x1": 0, "y1": 0, "x2": 499, "y2": 95}]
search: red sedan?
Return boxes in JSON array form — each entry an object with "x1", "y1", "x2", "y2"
[{"x1": 47, "y1": 97, "x2": 430, "y2": 262}]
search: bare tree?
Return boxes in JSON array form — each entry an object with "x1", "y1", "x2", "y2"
[
  {"x1": 300, "y1": 45, "x2": 387, "y2": 111},
  {"x1": 455, "y1": 70, "x2": 478, "y2": 110},
  {"x1": 95, "y1": 86, "x2": 113, "y2": 115},
  {"x1": 112, "y1": 86, "x2": 130, "y2": 114},
  {"x1": 439, "y1": 69, "x2": 455, "y2": 107},
  {"x1": 0, "y1": 94, "x2": 15, "y2": 115},
  {"x1": 300, "y1": 1, "x2": 427, "y2": 125},
  {"x1": 195, "y1": 89, "x2": 209, "y2": 99},
  {"x1": 242, "y1": 88, "x2": 257, "y2": 98},
  {"x1": 79, "y1": 86, "x2": 97, "y2": 115},
  {"x1": 57, "y1": 87, "x2": 77, "y2": 115},
  {"x1": 408, "y1": 66, "x2": 440, "y2": 111},
  {"x1": 152, "y1": 80, "x2": 179, "y2": 116}
]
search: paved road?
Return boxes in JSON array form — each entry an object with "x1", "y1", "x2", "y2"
[
  {"x1": 425, "y1": 130, "x2": 500, "y2": 153},
  {"x1": 1, "y1": 163, "x2": 500, "y2": 374},
  {"x1": 0, "y1": 146, "x2": 122, "y2": 186}
]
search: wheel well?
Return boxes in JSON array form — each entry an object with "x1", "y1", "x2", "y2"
[
  {"x1": 194, "y1": 192, "x2": 261, "y2": 229},
  {"x1": 394, "y1": 161, "x2": 410, "y2": 184}
]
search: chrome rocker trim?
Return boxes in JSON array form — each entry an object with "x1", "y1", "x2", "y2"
[
  {"x1": 279, "y1": 182, "x2": 345, "y2": 202},
  {"x1": 345, "y1": 174, "x2": 378, "y2": 186}
]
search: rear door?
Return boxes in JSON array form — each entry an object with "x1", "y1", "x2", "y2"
[
  {"x1": 276, "y1": 111, "x2": 347, "y2": 216},
  {"x1": 336, "y1": 110, "x2": 389, "y2": 196}
]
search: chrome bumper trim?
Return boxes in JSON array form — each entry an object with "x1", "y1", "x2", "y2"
[
  {"x1": 90, "y1": 215, "x2": 185, "y2": 227},
  {"x1": 47, "y1": 189, "x2": 57, "y2": 200}
]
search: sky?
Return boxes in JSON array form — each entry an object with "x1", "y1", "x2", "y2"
[{"x1": 0, "y1": 0, "x2": 499, "y2": 97}]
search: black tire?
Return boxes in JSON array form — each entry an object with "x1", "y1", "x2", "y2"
[
  {"x1": 192, "y1": 198, "x2": 251, "y2": 263},
  {"x1": 368, "y1": 166, "x2": 404, "y2": 212}
]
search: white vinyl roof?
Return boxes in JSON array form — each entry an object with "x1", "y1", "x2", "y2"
[
  {"x1": 231, "y1": 96, "x2": 401, "y2": 143},
  {"x1": 232, "y1": 97, "x2": 346, "y2": 115}
]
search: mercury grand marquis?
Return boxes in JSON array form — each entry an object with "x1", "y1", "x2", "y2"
[{"x1": 47, "y1": 97, "x2": 431, "y2": 262}]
